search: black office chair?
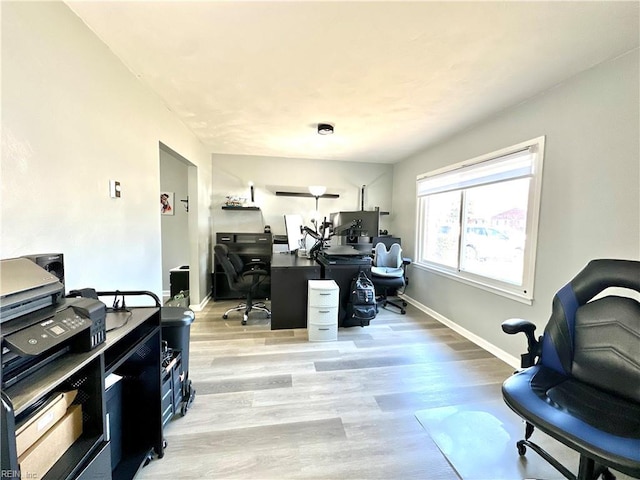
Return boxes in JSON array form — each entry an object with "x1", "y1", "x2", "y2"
[
  {"x1": 370, "y1": 242, "x2": 410, "y2": 314},
  {"x1": 501, "y1": 259, "x2": 640, "y2": 480},
  {"x1": 213, "y1": 244, "x2": 271, "y2": 325}
]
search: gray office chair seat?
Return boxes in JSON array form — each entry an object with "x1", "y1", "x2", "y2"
[
  {"x1": 371, "y1": 265, "x2": 404, "y2": 278},
  {"x1": 370, "y1": 242, "x2": 409, "y2": 314}
]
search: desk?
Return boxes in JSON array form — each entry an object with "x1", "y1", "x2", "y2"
[
  {"x1": 316, "y1": 254, "x2": 372, "y2": 326},
  {"x1": 270, "y1": 254, "x2": 321, "y2": 329},
  {"x1": 1, "y1": 308, "x2": 163, "y2": 480}
]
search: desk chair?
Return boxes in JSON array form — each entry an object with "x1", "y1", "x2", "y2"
[
  {"x1": 370, "y1": 242, "x2": 410, "y2": 314},
  {"x1": 213, "y1": 244, "x2": 271, "y2": 325},
  {"x1": 501, "y1": 259, "x2": 640, "y2": 480}
]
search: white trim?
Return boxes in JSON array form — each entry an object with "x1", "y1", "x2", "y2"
[
  {"x1": 399, "y1": 293, "x2": 520, "y2": 369},
  {"x1": 412, "y1": 262, "x2": 533, "y2": 305},
  {"x1": 189, "y1": 292, "x2": 211, "y2": 312},
  {"x1": 414, "y1": 135, "x2": 545, "y2": 302}
]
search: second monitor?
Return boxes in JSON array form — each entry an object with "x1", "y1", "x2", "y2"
[{"x1": 330, "y1": 210, "x2": 380, "y2": 250}]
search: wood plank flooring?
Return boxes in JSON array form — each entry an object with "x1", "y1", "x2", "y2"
[{"x1": 135, "y1": 299, "x2": 619, "y2": 480}]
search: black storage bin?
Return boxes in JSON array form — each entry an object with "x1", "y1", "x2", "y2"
[
  {"x1": 160, "y1": 307, "x2": 195, "y2": 372},
  {"x1": 160, "y1": 306, "x2": 196, "y2": 416}
]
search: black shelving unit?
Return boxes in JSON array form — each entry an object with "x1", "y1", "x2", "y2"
[{"x1": 1, "y1": 308, "x2": 163, "y2": 480}]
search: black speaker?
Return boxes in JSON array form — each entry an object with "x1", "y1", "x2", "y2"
[{"x1": 23, "y1": 253, "x2": 65, "y2": 286}]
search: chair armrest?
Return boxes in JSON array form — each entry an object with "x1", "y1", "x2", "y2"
[
  {"x1": 241, "y1": 269, "x2": 268, "y2": 279},
  {"x1": 502, "y1": 318, "x2": 541, "y2": 368},
  {"x1": 502, "y1": 318, "x2": 536, "y2": 336},
  {"x1": 244, "y1": 261, "x2": 268, "y2": 270},
  {"x1": 402, "y1": 257, "x2": 412, "y2": 266}
]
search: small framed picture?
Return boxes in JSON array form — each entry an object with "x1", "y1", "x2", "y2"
[{"x1": 161, "y1": 192, "x2": 174, "y2": 215}]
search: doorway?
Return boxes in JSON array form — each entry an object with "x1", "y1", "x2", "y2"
[{"x1": 159, "y1": 143, "x2": 197, "y2": 304}]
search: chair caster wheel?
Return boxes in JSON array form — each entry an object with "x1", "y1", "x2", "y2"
[
  {"x1": 223, "y1": 314, "x2": 228, "y2": 319},
  {"x1": 242, "y1": 317, "x2": 248, "y2": 325},
  {"x1": 402, "y1": 301, "x2": 408, "y2": 306},
  {"x1": 267, "y1": 313, "x2": 271, "y2": 319},
  {"x1": 400, "y1": 309, "x2": 406, "y2": 314},
  {"x1": 516, "y1": 441, "x2": 527, "y2": 456}
]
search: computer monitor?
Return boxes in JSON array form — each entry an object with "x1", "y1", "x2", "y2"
[
  {"x1": 283, "y1": 214, "x2": 304, "y2": 253},
  {"x1": 330, "y1": 211, "x2": 379, "y2": 246}
]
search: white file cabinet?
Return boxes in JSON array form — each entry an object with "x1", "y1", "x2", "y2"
[{"x1": 307, "y1": 280, "x2": 339, "y2": 341}]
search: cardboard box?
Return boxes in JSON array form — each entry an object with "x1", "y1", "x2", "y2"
[
  {"x1": 15, "y1": 390, "x2": 78, "y2": 457},
  {"x1": 18, "y1": 404, "x2": 83, "y2": 479}
]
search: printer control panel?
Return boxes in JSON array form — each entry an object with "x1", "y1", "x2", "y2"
[{"x1": 3, "y1": 307, "x2": 92, "y2": 356}]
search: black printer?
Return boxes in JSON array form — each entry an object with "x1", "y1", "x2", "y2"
[{"x1": 0, "y1": 258, "x2": 106, "y2": 388}]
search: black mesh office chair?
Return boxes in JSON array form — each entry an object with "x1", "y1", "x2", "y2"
[
  {"x1": 213, "y1": 244, "x2": 271, "y2": 325},
  {"x1": 370, "y1": 242, "x2": 410, "y2": 314},
  {"x1": 501, "y1": 259, "x2": 640, "y2": 480}
]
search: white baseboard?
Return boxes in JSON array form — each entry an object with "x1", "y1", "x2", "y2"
[
  {"x1": 400, "y1": 293, "x2": 520, "y2": 369},
  {"x1": 189, "y1": 292, "x2": 211, "y2": 312}
]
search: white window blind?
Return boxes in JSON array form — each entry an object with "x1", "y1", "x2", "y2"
[{"x1": 417, "y1": 148, "x2": 534, "y2": 197}]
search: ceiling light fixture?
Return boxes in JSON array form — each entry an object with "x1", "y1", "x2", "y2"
[{"x1": 317, "y1": 123, "x2": 334, "y2": 135}]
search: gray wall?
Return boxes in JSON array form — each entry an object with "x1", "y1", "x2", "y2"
[
  {"x1": 210, "y1": 154, "x2": 395, "y2": 242},
  {"x1": 391, "y1": 50, "x2": 640, "y2": 363},
  {"x1": 1, "y1": 2, "x2": 213, "y2": 306}
]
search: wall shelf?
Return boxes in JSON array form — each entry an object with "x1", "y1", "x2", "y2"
[
  {"x1": 221, "y1": 206, "x2": 260, "y2": 211},
  {"x1": 275, "y1": 191, "x2": 339, "y2": 199}
]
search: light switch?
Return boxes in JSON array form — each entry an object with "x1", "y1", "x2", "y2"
[{"x1": 109, "y1": 180, "x2": 121, "y2": 198}]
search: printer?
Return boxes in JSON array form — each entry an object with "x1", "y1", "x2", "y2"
[{"x1": 0, "y1": 258, "x2": 106, "y2": 388}]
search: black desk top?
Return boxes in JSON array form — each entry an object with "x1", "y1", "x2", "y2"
[{"x1": 271, "y1": 253, "x2": 318, "y2": 268}]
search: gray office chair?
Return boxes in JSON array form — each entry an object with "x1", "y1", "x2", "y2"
[
  {"x1": 213, "y1": 244, "x2": 271, "y2": 325},
  {"x1": 370, "y1": 242, "x2": 409, "y2": 314}
]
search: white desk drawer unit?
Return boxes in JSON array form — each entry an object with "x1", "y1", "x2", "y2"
[{"x1": 307, "y1": 280, "x2": 339, "y2": 341}]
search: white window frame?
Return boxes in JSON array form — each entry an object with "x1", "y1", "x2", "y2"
[{"x1": 415, "y1": 136, "x2": 545, "y2": 304}]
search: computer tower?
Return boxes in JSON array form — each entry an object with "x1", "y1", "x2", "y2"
[{"x1": 23, "y1": 253, "x2": 65, "y2": 287}]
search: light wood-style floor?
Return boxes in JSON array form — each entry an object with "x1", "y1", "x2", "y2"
[{"x1": 137, "y1": 299, "x2": 631, "y2": 480}]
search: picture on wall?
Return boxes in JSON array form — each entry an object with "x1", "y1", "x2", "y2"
[{"x1": 161, "y1": 192, "x2": 174, "y2": 215}]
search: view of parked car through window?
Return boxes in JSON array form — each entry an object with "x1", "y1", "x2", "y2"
[{"x1": 421, "y1": 178, "x2": 529, "y2": 286}]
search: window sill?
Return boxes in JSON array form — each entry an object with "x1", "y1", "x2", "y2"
[{"x1": 413, "y1": 262, "x2": 533, "y2": 305}]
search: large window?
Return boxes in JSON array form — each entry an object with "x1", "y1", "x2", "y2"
[{"x1": 416, "y1": 137, "x2": 545, "y2": 303}]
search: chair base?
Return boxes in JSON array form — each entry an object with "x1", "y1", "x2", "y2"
[
  {"x1": 376, "y1": 295, "x2": 407, "y2": 314},
  {"x1": 516, "y1": 423, "x2": 616, "y2": 480},
  {"x1": 222, "y1": 302, "x2": 271, "y2": 325}
]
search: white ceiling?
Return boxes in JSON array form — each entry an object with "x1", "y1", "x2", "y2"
[{"x1": 66, "y1": 1, "x2": 639, "y2": 164}]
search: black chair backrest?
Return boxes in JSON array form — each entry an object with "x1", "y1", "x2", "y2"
[
  {"x1": 214, "y1": 244, "x2": 240, "y2": 287},
  {"x1": 228, "y1": 251, "x2": 244, "y2": 273},
  {"x1": 541, "y1": 259, "x2": 640, "y2": 402}
]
